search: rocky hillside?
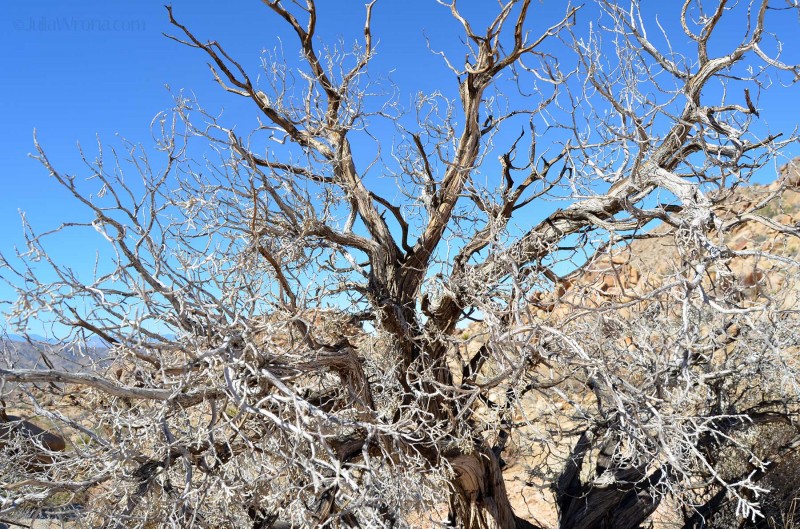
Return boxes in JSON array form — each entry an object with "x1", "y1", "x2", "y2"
[
  {"x1": 499, "y1": 157, "x2": 800, "y2": 526},
  {"x1": 528, "y1": 158, "x2": 800, "y2": 321}
]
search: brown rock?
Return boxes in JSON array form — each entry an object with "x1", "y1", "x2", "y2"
[
  {"x1": 779, "y1": 157, "x2": 800, "y2": 187},
  {"x1": 0, "y1": 413, "x2": 66, "y2": 470},
  {"x1": 0, "y1": 414, "x2": 66, "y2": 452},
  {"x1": 730, "y1": 237, "x2": 749, "y2": 251}
]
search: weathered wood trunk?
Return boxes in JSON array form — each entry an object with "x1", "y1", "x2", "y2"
[
  {"x1": 555, "y1": 432, "x2": 661, "y2": 529},
  {"x1": 449, "y1": 448, "x2": 539, "y2": 529}
]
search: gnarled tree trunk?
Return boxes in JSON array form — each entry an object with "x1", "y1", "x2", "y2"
[
  {"x1": 555, "y1": 432, "x2": 661, "y2": 529},
  {"x1": 450, "y1": 448, "x2": 539, "y2": 529}
]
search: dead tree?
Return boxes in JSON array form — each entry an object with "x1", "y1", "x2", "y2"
[{"x1": 2, "y1": 1, "x2": 800, "y2": 528}]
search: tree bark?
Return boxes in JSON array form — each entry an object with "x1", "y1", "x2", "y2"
[
  {"x1": 555, "y1": 432, "x2": 662, "y2": 529},
  {"x1": 449, "y1": 448, "x2": 539, "y2": 529}
]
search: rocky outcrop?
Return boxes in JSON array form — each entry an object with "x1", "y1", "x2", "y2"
[
  {"x1": 778, "y1": 156, "x2": 800, "y2": 187},
  {"x1": 0, "y1": 412, "x2": 66, "y2": 468}
]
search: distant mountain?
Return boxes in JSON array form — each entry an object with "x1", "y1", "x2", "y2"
[
  {"x1": 5, "y1": 333, "x2": 54, "y2": 344},
  {"x1": 2, "y1": 336, "x2": 110, "y2": 371}
]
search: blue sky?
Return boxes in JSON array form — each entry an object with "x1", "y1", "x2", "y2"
[
  {"x1": 1, "y1": 1, "x2": 799, "y2": 336},
  {"x1": 0, "y1": 1, "x2": 545, "y2": 256}
]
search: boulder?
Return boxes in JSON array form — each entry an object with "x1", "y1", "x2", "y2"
[{"x1": 0, "y1": 413, "x2": 66, "y2": 466}]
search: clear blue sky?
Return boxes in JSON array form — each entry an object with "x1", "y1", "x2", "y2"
[
  {"x1": 0, "y1": 1, "x2": 545, "y2": 259},
  {"x1": 1, "y1": 1, "x2": 798, "y2": 336}
]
